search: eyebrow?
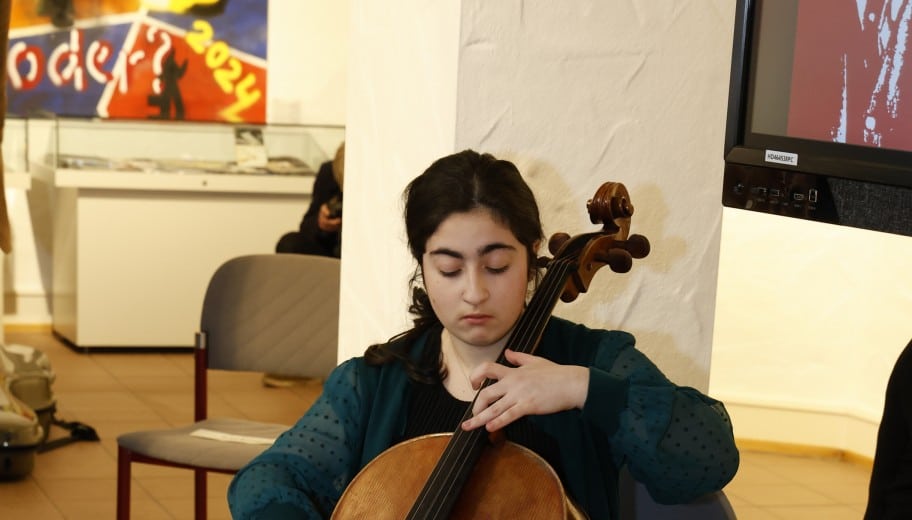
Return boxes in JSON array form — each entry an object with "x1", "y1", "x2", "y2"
[{"x1": 427, "y1": 243, "x2": 517, "y2": 259}]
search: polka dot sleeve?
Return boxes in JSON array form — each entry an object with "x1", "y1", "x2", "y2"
[
  {"x1": 580, "y1": 333, "x2": 739, "y2": 505},
  {"x1": 227, "y1": 358, "x2": 368, "y2": 519}
]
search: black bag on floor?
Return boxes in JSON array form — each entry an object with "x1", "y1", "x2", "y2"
[{"x1": 0, "y1": 343, "x2": 98, "y2": 479}]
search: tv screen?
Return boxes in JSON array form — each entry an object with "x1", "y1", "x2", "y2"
[{"x1": 723, "y1": 0, "x2": 912, "y2": 236}]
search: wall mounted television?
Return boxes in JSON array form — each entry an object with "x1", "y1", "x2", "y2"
[{"x1": 723, "y1": 0, "x2": 912, "y2": 237}]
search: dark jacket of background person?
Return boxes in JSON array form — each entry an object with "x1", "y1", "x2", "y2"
[
  {"x1": 865, "y1": 338, "x2": 912, "y2": 519},
  {"x1": 275, "y1": 145, "x2": 343, "y2": 257}
]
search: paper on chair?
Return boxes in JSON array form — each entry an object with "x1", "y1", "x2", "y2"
[{"x1": 190, "y1": 428, "x2": 277, "y2": 445}]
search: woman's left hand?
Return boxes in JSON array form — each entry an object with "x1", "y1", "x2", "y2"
[{"x1": 461, "y1": 349, "x2": 589, "y2": 432}]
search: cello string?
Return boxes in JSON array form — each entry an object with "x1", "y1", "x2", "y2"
[
  {"x1": 428, "y1": 259, "x2": 573, "y2": 491},
  {"x1": 411, "y1": 259, "x2": 570, "y2": 518},
  {"x1": 412, "y1": 257, "x2": 576, "y2": 518},
  {"x1": 429, "y1": 259, "x2": 574, "y2": 517}
]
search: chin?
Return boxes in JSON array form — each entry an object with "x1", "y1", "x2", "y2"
[{"x1": 462, "y1": 330, "x2": 510, "y2": 349}]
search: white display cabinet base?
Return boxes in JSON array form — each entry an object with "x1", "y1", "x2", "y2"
[{"x1": 52, "y1": 170, "x2": 312, "y2": 349}]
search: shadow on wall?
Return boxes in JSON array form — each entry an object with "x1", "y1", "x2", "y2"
[
  {"x1": 631, "y1": 328, "x2": 711, "y2": 391},
  {"x1": 627, "y1": 183, "x2": 690, "y2": 276},
  {"x1": 494, "y1": 156, "x2": 709, "y2": 389}
]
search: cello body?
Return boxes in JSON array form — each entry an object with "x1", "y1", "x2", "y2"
[{"x1": 331, "y1": 433, "x2": 586, "y2": 519}]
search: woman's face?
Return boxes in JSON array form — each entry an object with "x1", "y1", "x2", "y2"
[{"x1": 421, "y1": 208, "x2": 531, "y2": 351}]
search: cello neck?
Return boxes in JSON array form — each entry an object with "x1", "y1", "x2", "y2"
[
  {"x1": 406, "y1": 257, "x2": 578, "y2": 519},
  {"x1": 497, "y1": 256, "x2": 577, "y2": 360}
]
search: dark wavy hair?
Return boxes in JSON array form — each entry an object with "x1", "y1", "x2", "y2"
[{"x1": 364, "y1": 150, "x2": 545, "y2": 383}]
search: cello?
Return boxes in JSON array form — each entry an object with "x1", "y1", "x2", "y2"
[{"x1": 332, "y1": 182, "x2": 650, "y2": 519}]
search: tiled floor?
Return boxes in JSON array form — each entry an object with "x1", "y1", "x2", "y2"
[{"x1": 0, "y1": 329, "x2": 873, "y2": 519}]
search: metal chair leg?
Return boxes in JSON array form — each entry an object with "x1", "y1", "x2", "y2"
[
  {"x1": 116, "y1": 445, "x2": 132, "y2": 520},
  {"x1": 194, "y1": 469, "x2": 207, "y2": 520}
]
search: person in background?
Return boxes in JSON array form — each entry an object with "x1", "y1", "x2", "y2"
[
  {"x1": 865, "y1": 337, "x2": 912, "y2": 519},
  {"x1": 231, "y1": 149, "x2": 739, "y2": 518},
  {"x1": 265, "y1": 143, "x2": 344, "y2": 388},
  {"x1": 276, "y1": 142, "x2": 344, "y2": 258}
]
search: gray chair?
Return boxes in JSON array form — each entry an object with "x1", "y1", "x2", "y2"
[
  {"x1": 116, "y1": 253, "x2": 340, "y2": 520},
  {"x1": 619, "y1": 468, "x2": 738, "y2": 519}
]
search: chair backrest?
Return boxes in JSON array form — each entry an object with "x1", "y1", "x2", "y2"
[{"x1": 200, "y1": 254, "x2": 341, "y2": 379}]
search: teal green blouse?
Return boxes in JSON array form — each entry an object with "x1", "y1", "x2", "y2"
[{"x1": 227, "y1": 317, "x2": 739, "y2": 519}]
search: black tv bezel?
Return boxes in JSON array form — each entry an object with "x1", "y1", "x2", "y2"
[{"x1": 723, "y1": 0, "x2": 912, "y2": 191}]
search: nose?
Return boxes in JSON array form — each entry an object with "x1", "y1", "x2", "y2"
[{"x1": 462, "y1": 269, "x2": 489, "y2": 305}]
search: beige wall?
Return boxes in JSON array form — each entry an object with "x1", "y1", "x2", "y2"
[
  {"x1": 711, "y1": 209, "x2": 912, "y2": 458},
  {"x1": 340, "y1": 1, "x2": 735, "y2": 392}
]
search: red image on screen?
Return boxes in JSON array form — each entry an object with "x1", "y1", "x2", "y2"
[{"x1": 787, "y1": 0, "x2": 912, "y2": 152}]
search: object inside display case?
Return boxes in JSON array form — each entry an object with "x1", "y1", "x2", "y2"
[{"x1": 54, "y1": 154, "x2": 315, "y2": 176}]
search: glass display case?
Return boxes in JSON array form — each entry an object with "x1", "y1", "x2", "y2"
[
  {"x1": 43, "y1": 119, "x2": 343, "y2": 194},
  {"x1": 46, "y1": 118, "x2": 345, "y2": 349}
]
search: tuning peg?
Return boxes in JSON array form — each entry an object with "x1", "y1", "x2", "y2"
[
  {"x1": 592, "y1": 234, "x2": 650, "y2": 273},
  {"x1": 602, "y1": 250, "x2": 633, "y2": 273},
  {"x1": 548, "y1": 232, "x2": 570, "y2": 255},
  {"x1": 623, "y1": 234, "x2": 650, "y2": 259}
]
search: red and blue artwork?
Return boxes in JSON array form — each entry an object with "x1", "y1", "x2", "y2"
[{"x1": 7, "y1": 0, "x2": 267, "y2": 123}]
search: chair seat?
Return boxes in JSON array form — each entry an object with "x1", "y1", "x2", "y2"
[
  {"x1": 116, "y1": 255, "x2": 341, "y2": 519},
  {"x1": 117, "y1": 417, "x2": 287, "y2": 471}
]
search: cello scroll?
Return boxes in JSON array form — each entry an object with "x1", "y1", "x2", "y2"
[{"x1": 544, "y1": 182, "x2": 650, "y2": 303}]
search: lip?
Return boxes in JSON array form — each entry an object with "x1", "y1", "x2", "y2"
[{"x1": 461, "y1": 314, "x2": 492, "y2": 325}]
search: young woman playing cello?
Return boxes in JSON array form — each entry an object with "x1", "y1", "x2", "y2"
[{"x1": 227, "y1": 150, "x2": 739, "y2": 519}]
